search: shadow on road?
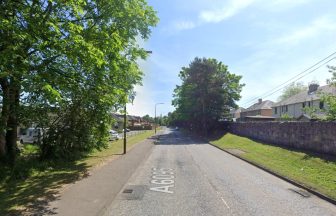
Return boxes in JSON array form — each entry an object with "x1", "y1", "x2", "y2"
[{"x1": 154, "y1": 131, "x2": 207, "y2": 146}]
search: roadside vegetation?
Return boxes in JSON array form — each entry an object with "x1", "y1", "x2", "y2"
[
  {"x1": 210, "y1": 133, "x2": 336, "y2": 200},
  {"x1": 0, "y1": 0, "x2": 158, "y2": 165},
  {"x1": 168, "y1": 57, "x2": 244, "y2": 135},
  {"x1": 0, "y1": 130, "x2": 154, "y2": 215}
]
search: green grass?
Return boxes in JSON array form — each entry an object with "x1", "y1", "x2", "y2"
[
  {"x1": 210, "y1": 133, "x2": 336, "y2": 200},
  {"x1": 0, "y1": 130, "x2": 154, "y2": 215}
]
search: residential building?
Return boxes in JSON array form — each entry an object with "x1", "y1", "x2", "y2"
[
  {"x1": 240, "y1": 99, "x2": 274, "y2": 121},
  {"x1": 229, "y1": 107, "x2": 246, "y2": 122},
  {"x1": 272, "y1": 84, "x2": 336, "y2": 119}
]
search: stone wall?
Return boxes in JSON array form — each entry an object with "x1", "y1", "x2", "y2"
[{"x1": 227, "y1": 122, "x2": 336, "y2": 156}]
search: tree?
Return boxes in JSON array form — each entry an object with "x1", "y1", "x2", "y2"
[
  {"x1": 322, "y1": 66, "x2": 336, "y2": 120},
  {"x1": 0, "y1": 0, "x2": 158, "y2": 162},
  {"x1": 142, "y1": 114, "x2": 154, "y2": 123},
  {"x1": 172, "y1": 57, "x2": 244, "y2": 136},
  {"x1": 278, "y1": 82, "x2": 307, "y2": 102}
]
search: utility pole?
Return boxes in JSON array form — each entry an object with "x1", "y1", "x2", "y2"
[
  {"x1": 123, "y1": 51, "x2": 152, "y2": 154},
  {"x1": 123, "y1": 105, "x2": 127, "y2": 154}
]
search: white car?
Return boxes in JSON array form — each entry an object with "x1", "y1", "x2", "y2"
[
  {"x1": 109, "y1": 130, "x2": 120, "y2": 141},
  {"x1": 19, "y1": 128, "x2": 45, "y2": 144}
]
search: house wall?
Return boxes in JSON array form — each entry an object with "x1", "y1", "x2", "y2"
[
  {"x1": 241, "y1": 109, "x2": 272, "y2": 119},
  {"x1": 227, "y1": 122, "x2": 336, "y2": 156},
  {"x1": 260, "y1": 109, "x2": 272, "y2": 116},
  {"x1": 272, "y1": 99, "x2": 322, "y2": 118}
]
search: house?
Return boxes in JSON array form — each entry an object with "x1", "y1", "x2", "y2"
[
  {"x1": 240, "y1": 99, "x2": 274, "y2": 121},
  {"x1": 111, "y1": 113, "x2": 152, "y2": 130},
  {"x1": 272, "y1": 84, "x2": 336, "y2": 119},
  {"x1": 229, "y1": 107, "x2": 246, "y2": 122}
]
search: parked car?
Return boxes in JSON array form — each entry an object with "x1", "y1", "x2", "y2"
[
  {"x1": 109, "y1": 130, "x2": 120, "y2": 141},
  {"x1": 19, "y1": 128, "x2": 45, "y2": 144},
  {"x1": 122, "y1": 128, "x2": 130, "y2": 132}
]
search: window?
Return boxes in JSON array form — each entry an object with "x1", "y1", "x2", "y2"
[
  {"x1": 285, "y1": 105, "x2": 288, "y2": 112},
  {"x1": 302, "y1": 102, "x2": 305, "y2": 108},
  {"x1": 319, "y1": 101, "x2": 324, "y2": 109},
  {"x1": 308, "y1": 101, "x2": 311, "y2": 107},
  {"x1": 274, "y1": 107, "x2": 278, "y2": 114}
]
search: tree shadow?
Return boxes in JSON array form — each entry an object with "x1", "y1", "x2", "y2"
[
  {"x1": 0, "y1": 156, "x2": 90, "y2": 215},
  {"x1": 154, "y1": 130, "x2": 207, "y2": 146}
]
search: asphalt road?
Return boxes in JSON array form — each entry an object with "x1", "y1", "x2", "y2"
[{"x1": 107, "y1": 128, "x2": 336, "y2": 216}]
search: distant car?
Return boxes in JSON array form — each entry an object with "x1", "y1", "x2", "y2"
[
  {"x1": 175, "y1": 127, "x2": 179, "y2": 130},
  {"x1": 122, "y1": 128, "x2": 130, "y2": 132},
  {"x1": 109, "y1": 130, "x2": 120, "y2": 141}
]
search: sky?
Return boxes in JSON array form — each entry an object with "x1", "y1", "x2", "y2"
[{"x1": 127, "y1": 0, "x2": 336, "y2": 117}]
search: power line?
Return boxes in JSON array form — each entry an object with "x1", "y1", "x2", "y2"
[
  {"x1": 248, "y1": 57, "x2": 335, "y2": 105},
  {"x1": 240, "y1": 51, "x2": 336, "y2": 107}
]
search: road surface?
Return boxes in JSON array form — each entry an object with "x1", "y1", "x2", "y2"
[{"x1": 107, "y1": 128, "x2": 336, "y2": 216}]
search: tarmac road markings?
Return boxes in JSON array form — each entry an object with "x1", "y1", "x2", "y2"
[{"x1": 150, "y1": 168, "x2": 175, "y2": 194}]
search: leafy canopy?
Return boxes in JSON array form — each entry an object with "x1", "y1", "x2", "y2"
[
  {"x1": 278, "y1": 82, "x2": 307, "y2": 102},
  {"x1": 172, "y1": 57, "x2": 244, "y2": 132},
  {"x1": 0, "y1": 0, "x2": 158, "y2": 160}
]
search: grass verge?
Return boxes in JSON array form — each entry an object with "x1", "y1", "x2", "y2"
[
  {"x1": 0, "y1": 130, "x2": 154, "y2": 215},
  {"x1": 210, "y1": 133, "x2": 336, "y2": 201}
]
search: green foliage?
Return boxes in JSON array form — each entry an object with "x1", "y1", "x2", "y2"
[
  {"x1": 278, "y1": 82, "x2": 307, "y2": 102},
  {"x1": 142, "y1": 114, "x2": 154, "y2": 123},
  {"x1": 0, "y1": 130, "x2": 154, "y2": 214},
  {"x1": 279, "y1": 113, "x2": 294, "y2": 121},
  {"x1": 211, "y1": 133, "x2": 336, "y2": 200},
  {"x1": 172, "y1": 57, "x2": 244, "y2": 133},
  {"x1": 321, "y1": 66, "x2": 336, "y2": 120},
  {"x1": 0, "y1": 0, "x2": 158, "y2": 161}
]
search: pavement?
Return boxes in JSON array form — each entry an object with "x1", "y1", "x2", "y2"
[
  {"x1": 48, "y1": 128, "x2": 336, "y2": 216},
  {"x1": 47, "y1": 132, "x2": 160, "y2": 216}
]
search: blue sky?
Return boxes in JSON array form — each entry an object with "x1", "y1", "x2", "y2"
[{"x1": 128, "y1": 0, "x2": 336, "y2": 117}]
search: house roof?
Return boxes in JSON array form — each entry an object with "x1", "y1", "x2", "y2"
[
  {"x1": 244, "y1": 100, "x2": 274, "y2": 112},
  {"x1": 229, "y1": 107, "x2": 246, "y2": 114},
  {"x1": 273, "y1": 85, "x2": 336, "y2": 107}
]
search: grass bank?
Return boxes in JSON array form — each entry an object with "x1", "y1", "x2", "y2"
[
  {"x1": 210, "y1": 133, "x2": 336, "y2": 201},
  {"x1": 0, "y1": 130, "x2": 154, "y2": 215}
]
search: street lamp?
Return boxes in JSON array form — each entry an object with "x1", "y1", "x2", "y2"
[
  {"x1": 155, "y1": 103, "x2": 164, "y2": 134},
  {"x1": 123, "y1": 50, "x2": 152, "y2": 155}
]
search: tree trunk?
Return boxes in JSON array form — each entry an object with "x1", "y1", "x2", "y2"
[
  {"x1": 5, "y1": 80, "x2": 20, "y2": 165},
  {"x1": 0, "y1": 79, "x2": 9, "y2": 158}
]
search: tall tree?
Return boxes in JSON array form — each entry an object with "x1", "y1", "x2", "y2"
[
  {"x1": 0, "y1": 0, "x2": 158, "y2": 162},
  {"x1": 172, "y1": 57, "x2": 244, "y2": 136},
  {"x1": 322, "y1": 66, "x2": 336, "y2": 120},
  {"x1": 278, "y1": 82, "x2": 307, "y2": 102}
]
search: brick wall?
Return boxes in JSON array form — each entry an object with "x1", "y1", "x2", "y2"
[{"x1": 227, "y1": 122, "x2": 336, "y2": 156}]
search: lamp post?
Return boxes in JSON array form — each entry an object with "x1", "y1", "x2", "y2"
[
  {"x1": 155, "y1": 103, "x2": 164, "y2": 134},
  {"x1": 123, "y1": 50, "x2": 152, "y2": 155}
]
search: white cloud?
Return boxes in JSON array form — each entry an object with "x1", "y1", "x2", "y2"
[
  {"x1": 265, "y1": 0, "x2": 312, "y2": 11},
  {"x1": 199, "y1": 0, "x2": 255, "y2": 23},
  {"x1": 275, "y1": 17, "x2": 336, "y2": 45},
  {"x1": 174, "y1": 21, "x2": 196, "y2": 31}
]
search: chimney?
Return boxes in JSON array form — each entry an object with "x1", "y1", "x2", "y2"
[
  {"x1": 258, "y1": 98, "x2": 262, "y2": 104},
  {"x1": 308, "y1": 83, "x2": 319, "y2": 94}
]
